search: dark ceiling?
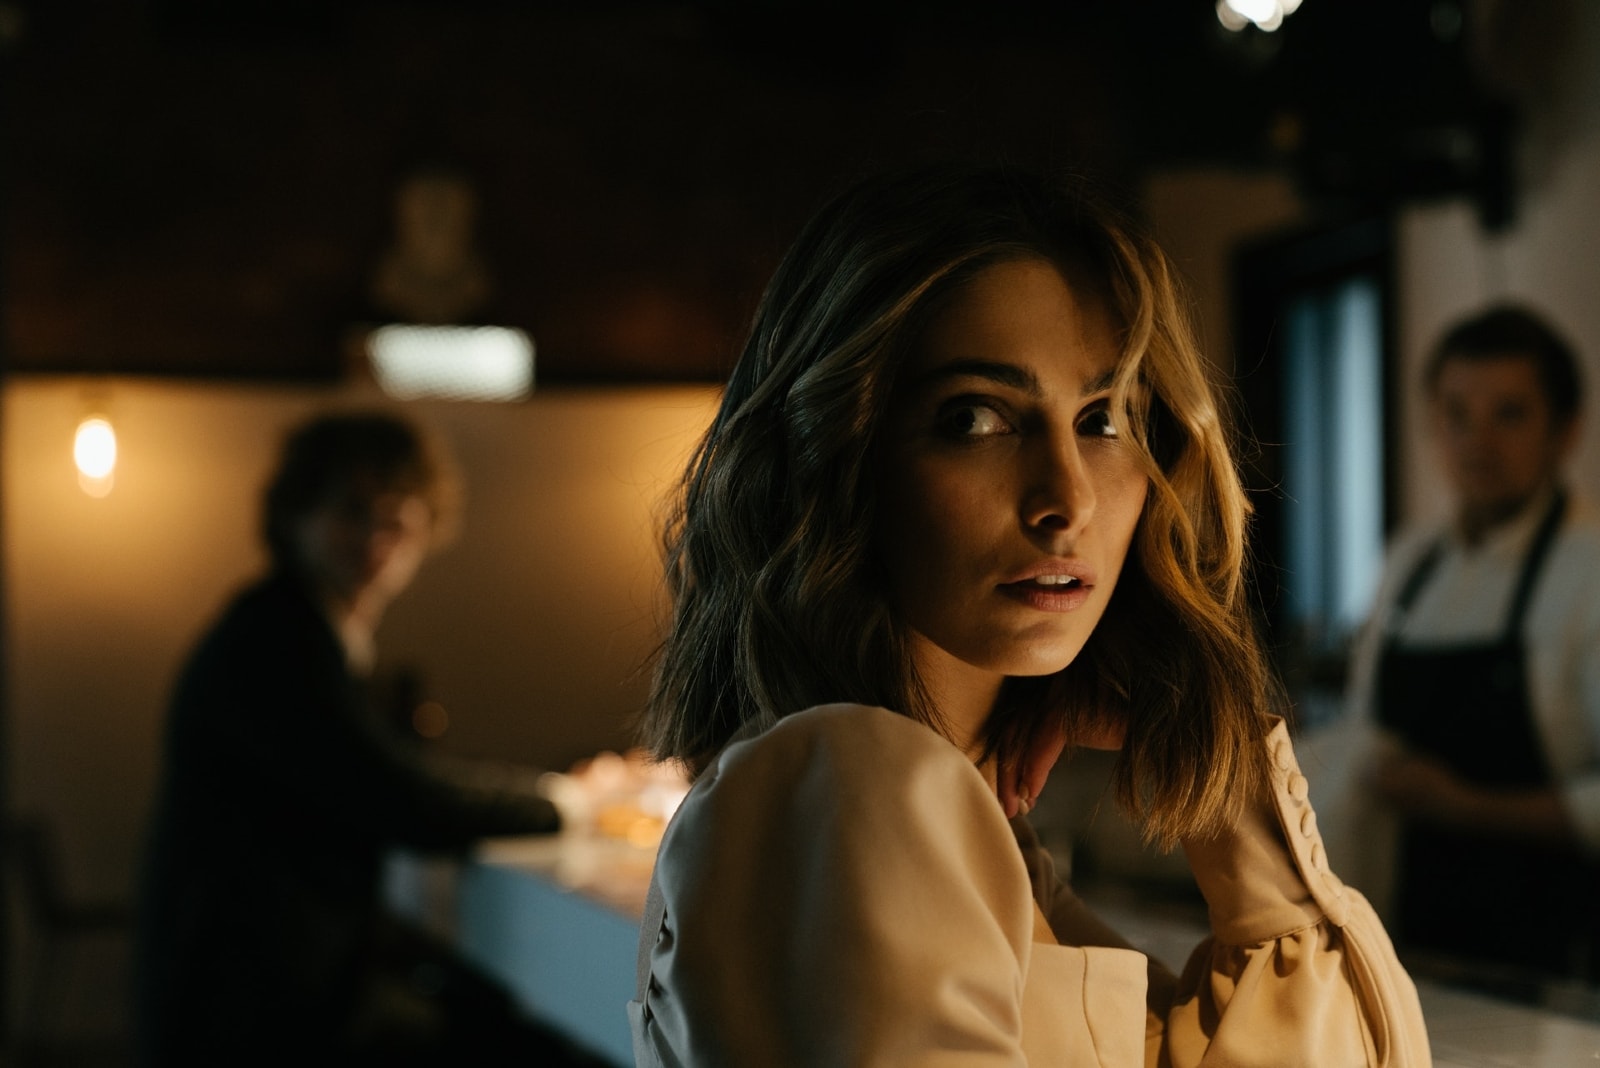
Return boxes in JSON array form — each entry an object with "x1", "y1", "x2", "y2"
[{"x1": 0, "y1": 0, "x2": 1539, "y2": 382}]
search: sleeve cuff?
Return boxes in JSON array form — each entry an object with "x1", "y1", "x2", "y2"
[{"x1": 1183, "y1": 718, "x2": 1350, "y2": 945}]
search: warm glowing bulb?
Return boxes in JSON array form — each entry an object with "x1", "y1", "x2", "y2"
[{"x1": 74, "y1": 416, "x2": 117, "y2": 479}]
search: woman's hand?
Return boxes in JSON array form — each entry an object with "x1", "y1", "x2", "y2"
[
  {"x1": 997, "y1": 715, "x2": 1125, "y2": 818},
  {"x1": 999, "y1": 723, "x2": 1067, "y2": 818}
]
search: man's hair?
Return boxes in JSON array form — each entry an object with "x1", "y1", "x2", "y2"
[
  {"x1": 1427, "y1": 304, "x2": 1583, "y2": 424},
  {"x1": 262, "y1": 410, "x2": 456, "y2": 569}
]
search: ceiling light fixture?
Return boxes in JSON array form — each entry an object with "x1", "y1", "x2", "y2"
[{"x1": 365, "y1": 324, "x2": 535, "y2": 402}]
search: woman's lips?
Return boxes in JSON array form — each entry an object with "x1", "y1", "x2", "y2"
[
  {"x1": 998, "y1": 578, "x2": 1092, "y2": 611},
  {"x1": 997, "y1": 561, "x2": 1096, "y2": 611}
]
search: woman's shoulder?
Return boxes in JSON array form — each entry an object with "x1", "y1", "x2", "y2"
[
  {"x1": 752, "y1": 701, "x2": 959, "y2": 749},
  {"x1": 712, "y1": 703, "x2": 975, "y2": 790},
  {"x1": 662, "y1": 703, "x2": 1003, "y2": 861},
  {"x1": 654, "y1": 703, "x2": 1025, "y2": 932}
]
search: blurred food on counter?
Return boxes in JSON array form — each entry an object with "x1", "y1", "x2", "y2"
[{"x1": 540, "y1": 749, "x2": 690, "y2": 848}]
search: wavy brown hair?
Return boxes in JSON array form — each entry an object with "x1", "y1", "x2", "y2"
[{"x1": 641, "y1": 164, "x2": 1277, "y2": 844}]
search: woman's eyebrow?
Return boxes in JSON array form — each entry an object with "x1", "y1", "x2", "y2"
[
  {"x1": 1083, "y1": 368, "x2": 1117, "y2": 395},
  {"x1": 913, "y1": 359, "x2": 1119, "y2": 397},
  {"x1": 912, "y1": 359, "x2": 1040, "y2": 394}
]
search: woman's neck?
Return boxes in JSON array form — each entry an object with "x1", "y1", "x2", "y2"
[{"x1": 909, "y1": 635, "x2": 1006, "y2": 761}]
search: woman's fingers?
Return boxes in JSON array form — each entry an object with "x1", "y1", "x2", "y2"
[{"x1": 1000, "y1": 722, "x2": 1068, "y2": 819}]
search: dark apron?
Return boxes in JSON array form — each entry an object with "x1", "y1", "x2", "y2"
[{"x1": 1376, "y1": 491, "x2": 1594, "y2": 978}]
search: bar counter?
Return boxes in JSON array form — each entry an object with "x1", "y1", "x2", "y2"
[{"x1": 388, "y1": 830, "x2": 1600, "y2": 1067}]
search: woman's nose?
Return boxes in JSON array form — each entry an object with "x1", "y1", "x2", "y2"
[{"x1": 1022, "y1": 435, "x2": 1095, "y2": 542}]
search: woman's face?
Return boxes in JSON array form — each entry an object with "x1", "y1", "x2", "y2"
[{"x1": 874, "y1": 257, "x2": 1149, "y2": 740}]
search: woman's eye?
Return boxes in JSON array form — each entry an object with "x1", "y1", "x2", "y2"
[
  {"x1": 1078, "y1": 405, "x2": 1119, "y2": 438},
  {"x1": 939, "y1": 403, "x2": 1011, "y2": 438}
]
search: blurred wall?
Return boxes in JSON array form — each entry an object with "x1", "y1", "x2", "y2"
[
  {"x1": 4, "y1": 2, "x2": 1133, "y2": 383},
  {"x1": 2, "y1": 379, "x2": 718, "y2": 899},
  {"x1": 1144, "y1": 166, "x2": 1308, "y2": 381}
]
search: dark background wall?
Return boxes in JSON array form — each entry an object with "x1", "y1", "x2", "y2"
[
  {"x1": 4, "y1": 0, "x2": 1530, "y2": 381},
  {"x1": 4, "y1": 0, "x2": 1136, "y2": 382}
]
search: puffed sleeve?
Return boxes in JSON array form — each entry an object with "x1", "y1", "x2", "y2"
[
  {"x1": 1158, "y1": 718, "x2": 1432, "y2": 1067},
  {"x1": 632, "y1": 704, "x2": 1045, "y2": 1067}
]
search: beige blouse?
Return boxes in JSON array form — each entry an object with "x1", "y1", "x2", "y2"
[{"x1": 629, "y1": 704, "x2": 1431, "y2": 1066}]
